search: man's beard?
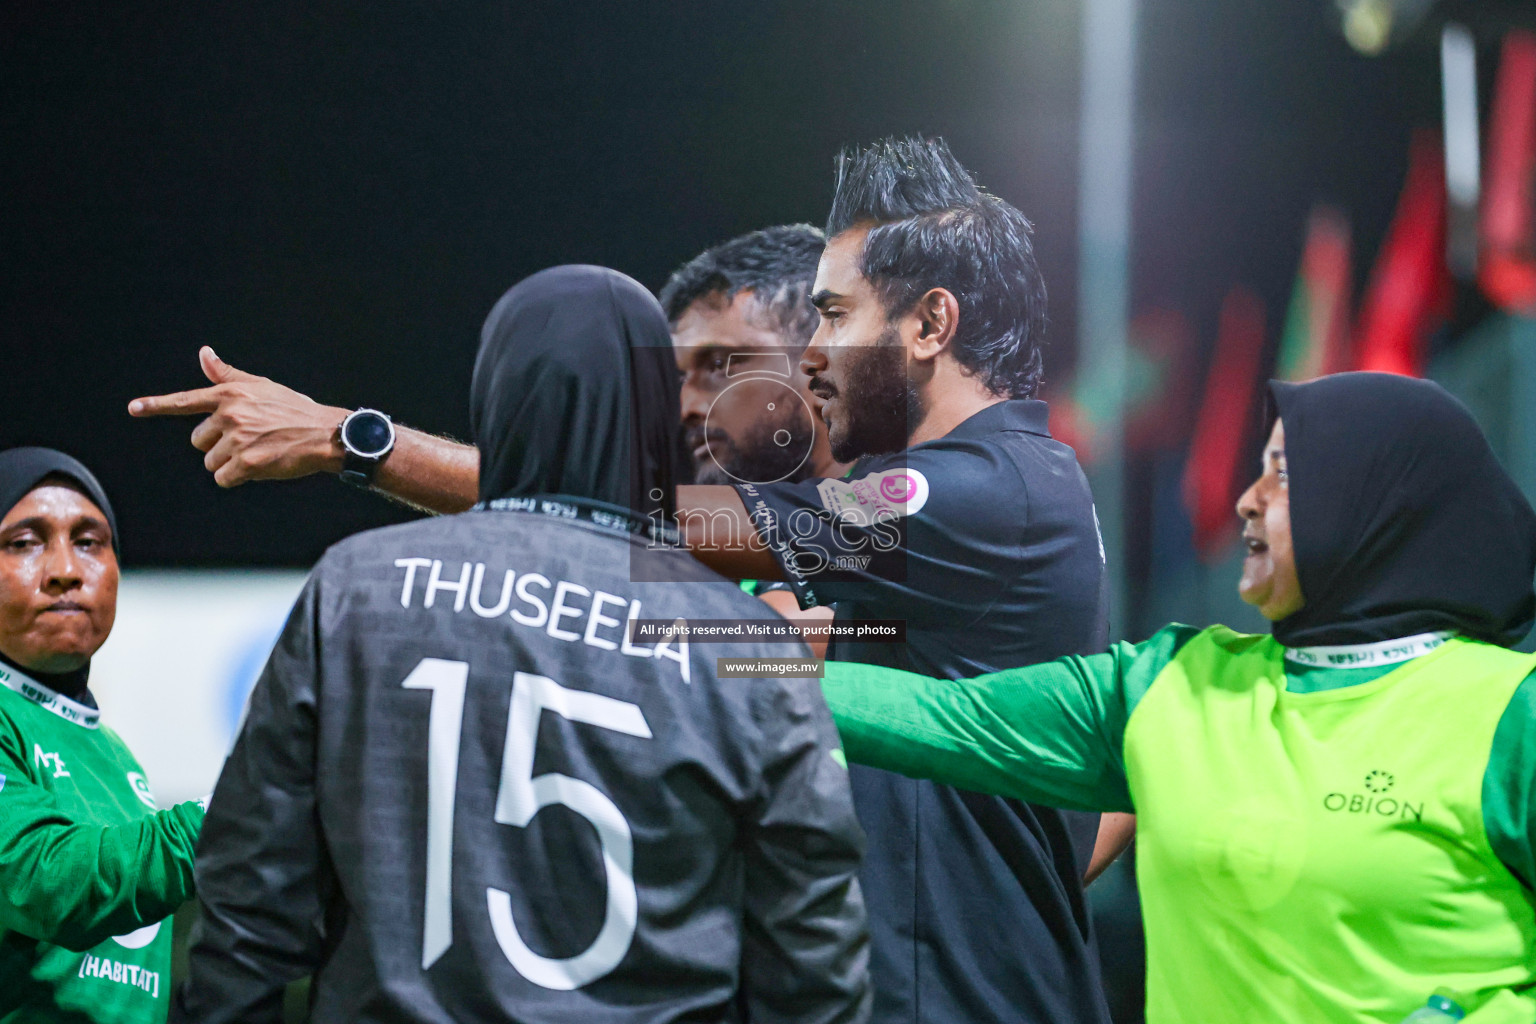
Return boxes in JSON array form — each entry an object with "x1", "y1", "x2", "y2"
[
  {"x1": 686, "y1": 403, "x2": 817, "y2": 486},
  {"x1": 825, "y1": 328, "x2": 920, "y2": 464}
]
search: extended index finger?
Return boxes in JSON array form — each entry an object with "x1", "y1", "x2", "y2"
[{"x1": 128, "y1": 386, "x2": 224, "y2": 417}]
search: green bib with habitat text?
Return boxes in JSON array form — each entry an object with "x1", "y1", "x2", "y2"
[{"x1": 1125, "y1": 628, "x2": 1536, "y2": 1024}]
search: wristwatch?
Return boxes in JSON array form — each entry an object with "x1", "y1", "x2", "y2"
[{"x1": 337, "y1": 408, "x2": 396, "y2": 489}]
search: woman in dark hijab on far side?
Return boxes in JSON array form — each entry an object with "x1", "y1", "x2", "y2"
[
  {"x1": 0, "y1": 448, "x2": 204, "y2": 1024},
  {"x1": 814, "y1": 373, "x2": 1536, "y2": 1024}
]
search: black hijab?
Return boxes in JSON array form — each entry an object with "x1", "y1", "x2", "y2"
[
  {"x1": 1270, "y1": 373, "x2": 1536, "y2": 648},
  {"x1": 0, "y1": 447, "x2": 120, "y2": 699},
  {"x1": 469, "y1": 265, "x2": 687, "y2": 522},
  {"x1": 0, "y1": 448, "x2": 118, "y2": 553}
]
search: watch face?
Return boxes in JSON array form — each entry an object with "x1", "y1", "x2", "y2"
[{"x1": 343, "y1": 411, "x2": 393, "y2": 458}]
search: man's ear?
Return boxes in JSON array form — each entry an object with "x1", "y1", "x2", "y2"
[{"x1": 909, "y1": 288, "x2": 959, "y2": 363}]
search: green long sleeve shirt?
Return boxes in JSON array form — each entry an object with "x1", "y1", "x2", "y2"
[
  {"x1": 822, "y1": 626, "x2": 1536, "y2": 1023},
  {"x1": 0, "y1": 663, "x2": 203, "y2": 1024},
  {"x1": 821, "y1": 625, "x2": 1536, "y2": 888}
]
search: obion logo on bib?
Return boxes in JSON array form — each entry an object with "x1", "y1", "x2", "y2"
[{"x1": 1322, "y1": 768, "x2": 1422, "y2": 821}]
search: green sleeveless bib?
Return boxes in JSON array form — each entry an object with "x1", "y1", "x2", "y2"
[{"x1": 1125, "y1": 629, "x2": 1536, "y2": 1023}]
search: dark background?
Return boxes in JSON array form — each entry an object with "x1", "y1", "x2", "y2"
[{"x1": 0, "y1": 0, "x2": 1508, "y2": 566}]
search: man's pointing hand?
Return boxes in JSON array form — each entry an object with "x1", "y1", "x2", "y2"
[{"x1": 129, "y1": 346, "x2": 346, "y2": 487}]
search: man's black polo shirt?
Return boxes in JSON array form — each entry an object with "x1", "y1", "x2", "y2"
[{"x1": 735, "y1": 399, "x2": 1111, "y2": 1024}]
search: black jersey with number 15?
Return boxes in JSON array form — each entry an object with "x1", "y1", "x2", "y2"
[{"x1": 174, "y1": 505, "x2": 870, "y2": 1024}]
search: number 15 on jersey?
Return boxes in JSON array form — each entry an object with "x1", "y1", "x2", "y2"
[{"x1": 401, "y1": 658, "x2": 653, "y2": 990}]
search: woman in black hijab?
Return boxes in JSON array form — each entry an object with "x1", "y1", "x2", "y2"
[
  {"x1": 812, "y1": 373, "x2": 1536, "y2": 1023},
  {"x1": 0, "y1": 447, "x2": 203, "y2": 1024},
  {"x1": 172, "y1": 265, "x2": 869, "y2": 1021},
  {"x1": 1269, "y1": 372, "x2": 1535, "y2": 647},
  {"x1": 0, "y1": 449, "x2": 121, "y2": 702},
  {"x1": 470, "y1": 263, "x2": 689, "y2": 523}
]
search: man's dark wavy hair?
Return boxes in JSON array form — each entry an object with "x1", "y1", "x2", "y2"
[
  {"x1": 826, "y1": 136, "x2": 1047, "y2": 399},
  {"x1": 658, "y1": 224, "x2": 825, "y2": 348}
]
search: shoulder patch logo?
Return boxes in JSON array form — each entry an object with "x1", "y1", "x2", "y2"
[{"x1": 816, "y1": 469, "x2": 930, "y2": 527}]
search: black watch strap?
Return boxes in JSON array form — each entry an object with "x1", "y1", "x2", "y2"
[{"x1": 339, "y1": 454, "x2": 379, "y2": 489}]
